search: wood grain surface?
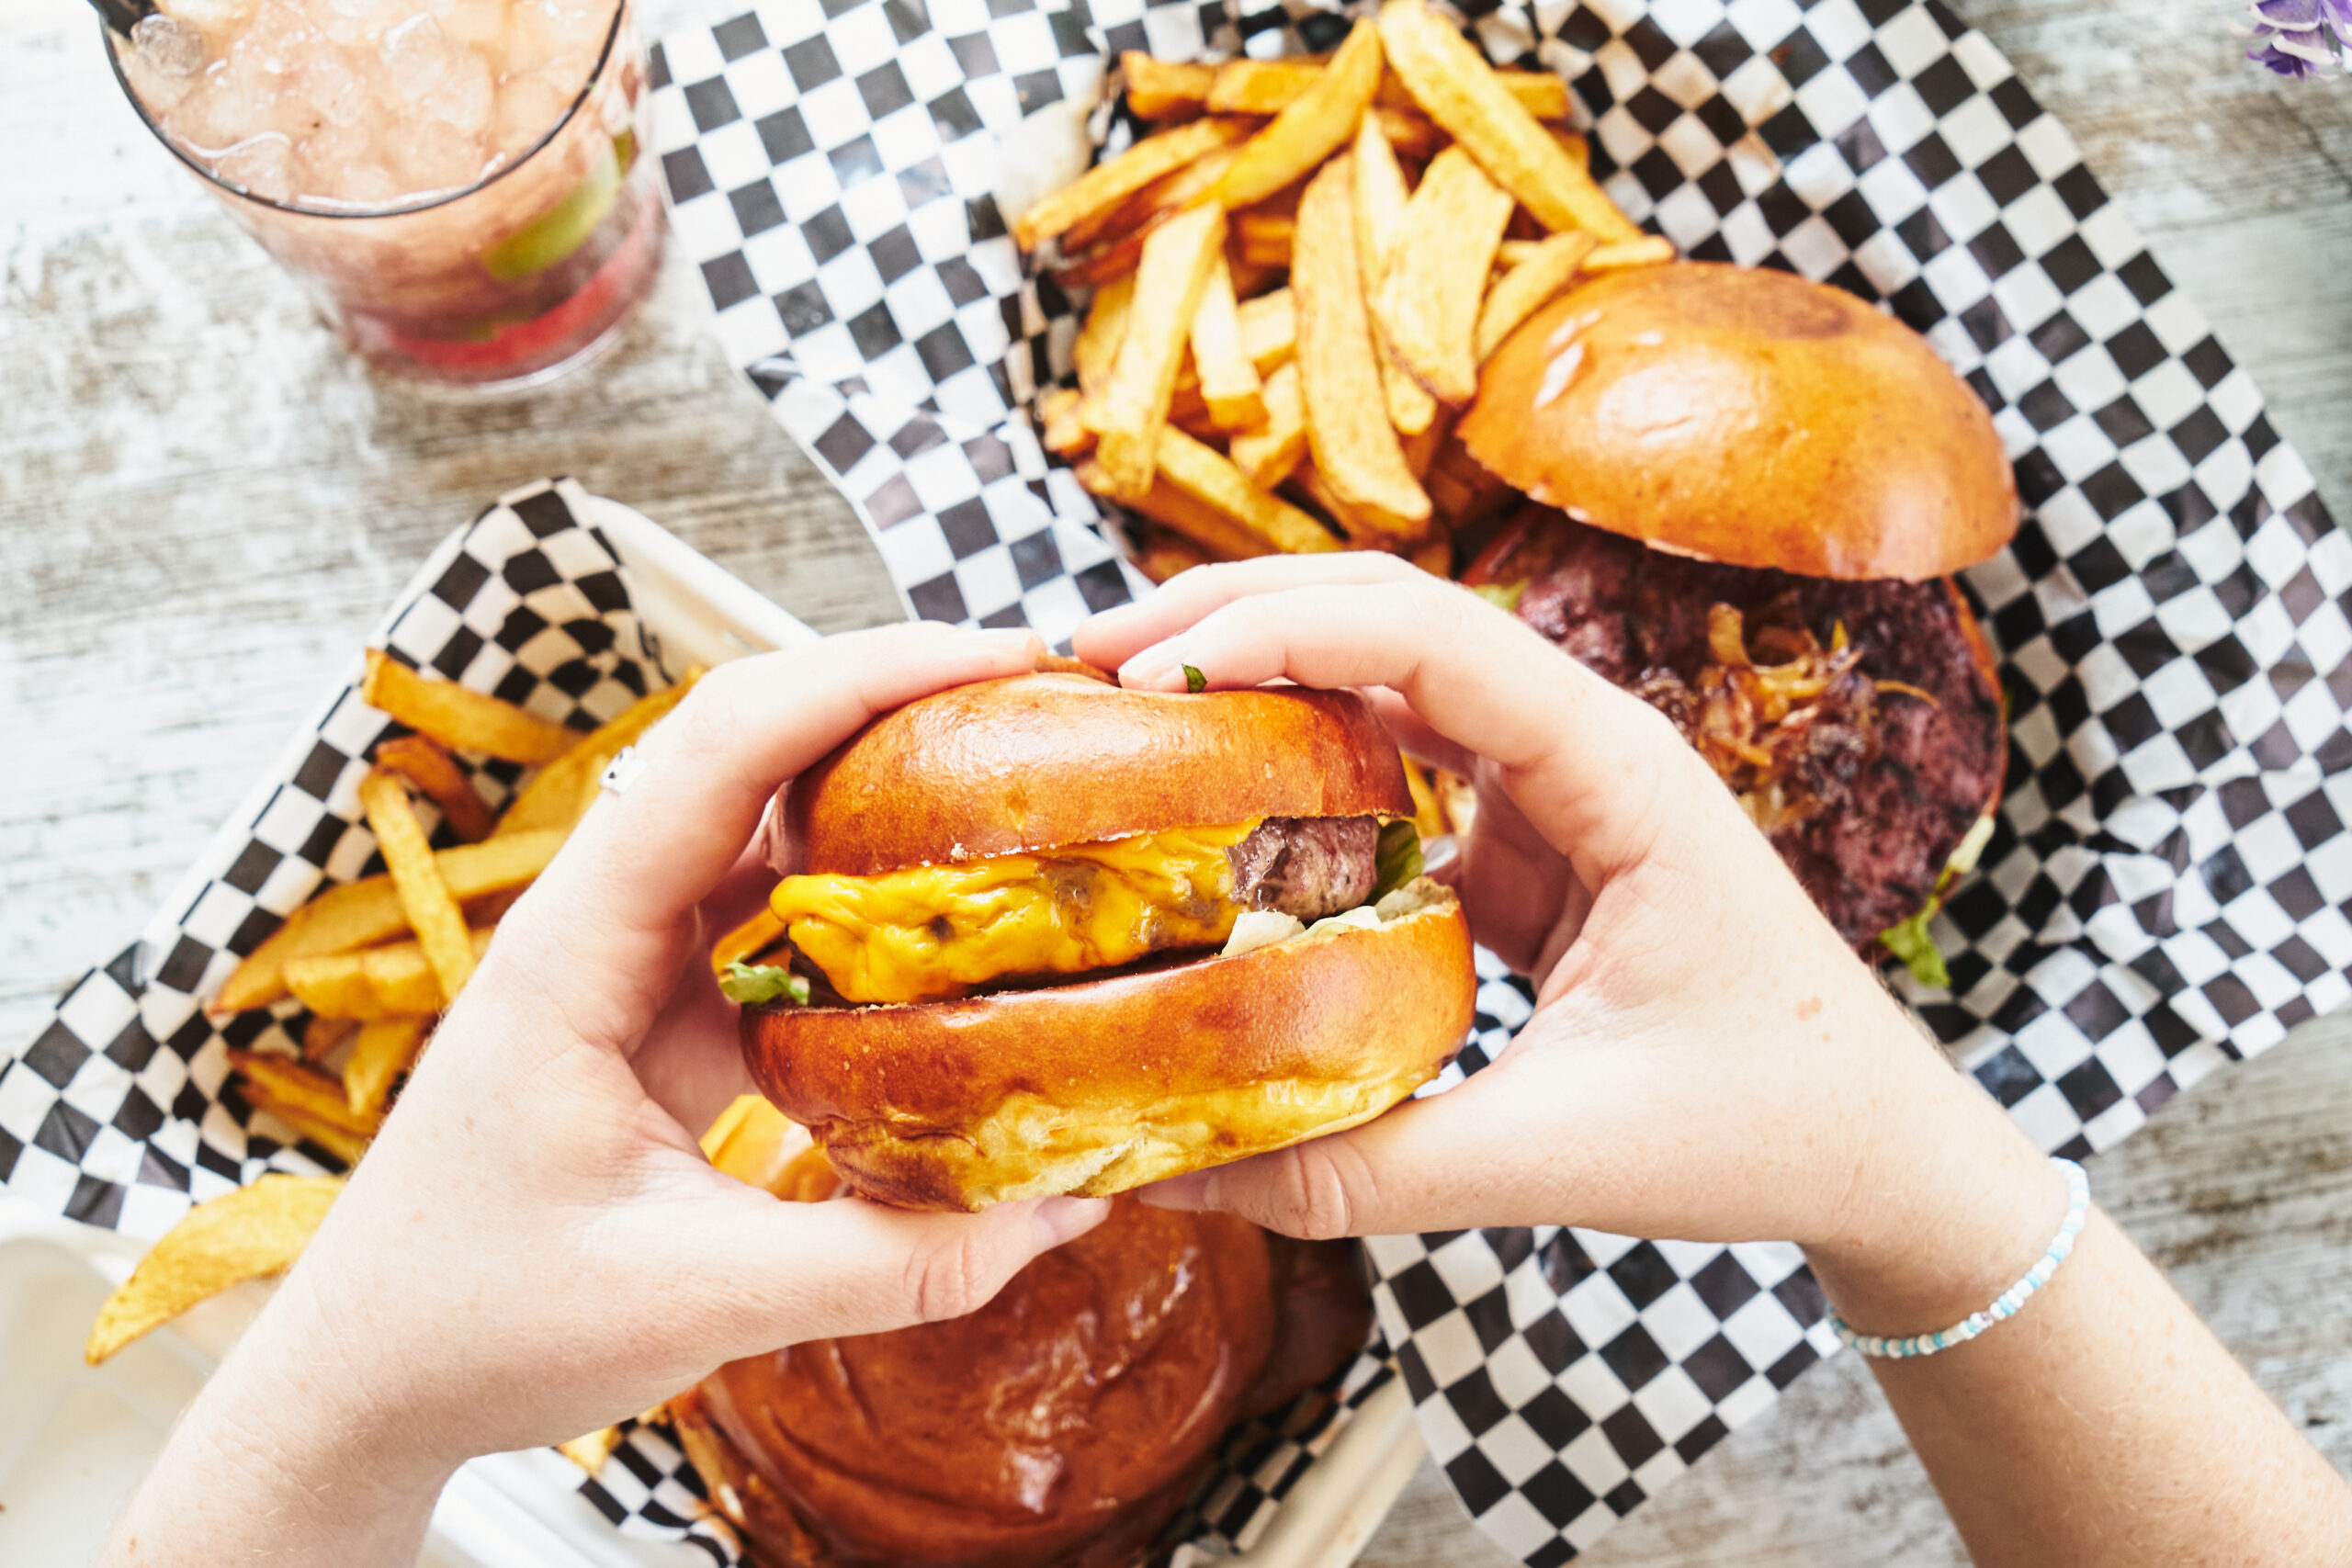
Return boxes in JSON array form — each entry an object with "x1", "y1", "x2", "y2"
[{"x1": 3, "y1": 0, "x2": 2348, "y2": 1563}]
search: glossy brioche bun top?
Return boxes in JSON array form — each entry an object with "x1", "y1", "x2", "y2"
[
  {"x1": 1459, "y1": 262, "x2": 2018, "y2": 582},
  {"x1": 781, "y1": 671, "x2": 1417, "y2": 876}
]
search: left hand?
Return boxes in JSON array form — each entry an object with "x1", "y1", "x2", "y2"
[{"x1": 102, "y1": 624, "x2": 1110, "y2": 1565}]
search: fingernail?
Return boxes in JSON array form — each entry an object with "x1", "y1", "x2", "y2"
[
  {"x1": 975, "y1": 628, "x2": 1046, "y2": 656},
  {"x1": 1031, "y1": 1195, "x2": 1111, "y2": 1246},
  {"x1": 1136, "y1": 1170, "x2": 1212, "y2": 1211},
  {"x1": 1119, "y1": 646, "x2": 1194, "y2": 692}
]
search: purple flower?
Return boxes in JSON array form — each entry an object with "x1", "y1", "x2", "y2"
[{"x1": 2246, "y1": 0, "x2": 2348, "y2": 74}]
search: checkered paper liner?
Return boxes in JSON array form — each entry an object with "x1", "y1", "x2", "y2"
[
  {"x1": 648, "y1": 0, "x2": 2352, "y2": 1559},
  {"x1": 0, "y1": 477, "x2": 1405, "y2": 1568}
]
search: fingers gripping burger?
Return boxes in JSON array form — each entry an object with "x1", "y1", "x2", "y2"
[
  {"x1": 1458, "y1": 262, "x2": 2017, "y2": 984},
  {"x1": 721, "y1": 668, "x2": 1477, "y2": 1211}
]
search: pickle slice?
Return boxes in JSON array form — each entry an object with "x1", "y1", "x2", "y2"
[{"x1": 482, "y1": 130, "x2": 637, "y2": 283}]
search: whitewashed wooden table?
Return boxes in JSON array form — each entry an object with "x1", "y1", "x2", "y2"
[{"x1": 4, "y1": 0, "x2": 2348, "y2": 1562}]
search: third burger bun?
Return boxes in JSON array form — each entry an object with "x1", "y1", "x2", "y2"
[{"x1": 1460, "y1": 262, "x2": 2018, "y2": 581}]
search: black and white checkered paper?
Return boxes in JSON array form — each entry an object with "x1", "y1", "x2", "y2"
[{"x1": 645, "y1": 0, "x2": 2352, "y2": 1560}]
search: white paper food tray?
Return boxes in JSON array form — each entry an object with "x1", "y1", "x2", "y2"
[{"x1": 0, "y1": 496, "x2": 1422, "y2": 1568}]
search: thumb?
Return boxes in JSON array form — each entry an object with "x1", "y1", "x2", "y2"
[{"x1": 706, "y1": 1190, "x2": 1113, "y2": 1350}]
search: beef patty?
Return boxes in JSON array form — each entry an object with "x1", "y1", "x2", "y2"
[
  {"x1": 1482, "y1": 508, "x2": 2005, "y2": 948},
  {"x1": 1227, "y1": 817, "x2": 1380, "y2": 920}
]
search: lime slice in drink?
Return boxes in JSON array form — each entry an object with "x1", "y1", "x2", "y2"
[{"x1": 481, "y1": 130, "x2": 637, "y2": 283}]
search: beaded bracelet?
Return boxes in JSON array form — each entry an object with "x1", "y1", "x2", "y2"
[{"x1": 1829, "y1": 1156, "x2": 2090, "y2": 1359}]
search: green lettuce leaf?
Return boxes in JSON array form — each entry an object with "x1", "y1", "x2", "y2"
[
  {"x1": 1372, "y1": 819, "x2": 1423, "y2": 902},
  {"x1": 1468, "y1": 581, "x2": 1527, "y2": 613},
  {"x1": 1879, "y1": 907, "x2": 1951, "y2": 990},
  {"x1": 719, "y1": 961, "x2": 810, "y2": 1007}
]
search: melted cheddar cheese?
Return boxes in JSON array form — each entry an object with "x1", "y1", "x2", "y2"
[{"x1": 771, "y1": 823, "x2": 1258, "y2": 1005}]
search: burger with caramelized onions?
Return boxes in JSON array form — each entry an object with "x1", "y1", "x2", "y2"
[
  {"x1": 1458, "y1": 262, "x2": 2016, "y2": 983},
  {"x1": 718, "y1": 668, "x2": 1476, "y2": 1212}
]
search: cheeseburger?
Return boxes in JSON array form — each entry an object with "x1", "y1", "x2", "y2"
[
  {"x1": 1458, "y1": 262, "x2": 2016, "y2": 980},
  {"x1": 718, "y1": 668, "x2": 1476, "y2": 1211}
]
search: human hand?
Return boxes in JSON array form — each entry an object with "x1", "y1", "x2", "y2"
[
  {"x1": 1072, "y1": 556, "x2": 2057, "y2": 1325},
  {"x1": 103, "y1": 625, "x2": 1110, "y2": 1565}
]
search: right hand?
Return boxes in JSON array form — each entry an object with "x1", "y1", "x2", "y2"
[{"x1": 1074, "y1": 555, "x2": 2059, "y2": 1325}]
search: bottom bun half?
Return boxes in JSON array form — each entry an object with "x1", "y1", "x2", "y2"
[{"x1": 740, "y1": 883, "x2": 1476, "y2": 1211}]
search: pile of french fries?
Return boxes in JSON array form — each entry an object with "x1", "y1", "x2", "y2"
[
  {"x1": 1020, "y1": 0, "x2": 1674, "y2": 581},
  {"x1": 83, "y1": 650, "x2": 699, "y2": 1369},
  {"x1": 211, "y1": 649, "x2": 699, "y2": 1162}
]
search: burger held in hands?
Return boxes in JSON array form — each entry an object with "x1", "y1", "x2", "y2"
[{"x1": 716, "y1": 667, "x2": 1479, "y2": 1211}]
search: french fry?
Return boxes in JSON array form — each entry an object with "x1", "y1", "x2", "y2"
[
  {"x1": 1373, "y1": 145, "x2": 1514, "y2": 404},
  {"x1": 1371, "y1": 107, "x2": 1446, "y2": 158},
  {"x1": 286, "y1": 930, "x2": 495, "y2": 1020},
  {"x1": 344, "y1": 1016, "x2": 428, "y2": 1116},
  {"x1": 1584, "y1": 235, "x2": 1677, "y2": 271},
  {"x1": 302, "y1": 1013, "x2": 356, "y2": 1063},
  {"x1": 1079, "y1": 460, "x2": 1275, "y2": 562},
  {"x1": 558, "y1": 1428, "x2": 627, "y2": 1476},
  {"x1": 1351, "y1": 115, "x2": 1437, "y2": 437},
  {"x1": 1074, "y1": 275, "x2": 1135, "y2": 394},
  {"x1": 1226, "y1": 254, "x2": 1283, "y2": 300},
  {"x1": 1402, "y1": 757, "x2": 1449, "y2": 840},
  {"x1": 1476, "y1": 230, "x2": 1599, "y2": 362},
  {"x1": 1011, "y1": 118, "x2": 1250, "y2": 252},
  {"x1": 1093, "y1": 201, "x2": 1229, "y2": 500},
  {"x1": 372, "y1": 733, "x2": 496, "y2": 842},
  {"x1": 492, "y1": 676, "x2": 697, "y2": 839},
  {"x1": 1292, "y1": 154, "x2": 1431, "y2": 536},
  {"x1": 1207, "y1": 19, "x2": 1385, "y2": 210},
  {"x1": 1378, "y1": 0, "x2": 1643, "y2": 241},
  {"x1": 85, "y1": 1174, "x2": 344, "y2": 1364},
  {"x1": 1039, "y1": 386, "x2": 1094, "y2": 457},
  {"x1": 230, "y1": 1050, "x2": 385, "y2": 1142},
  {"x1": 1229, "y1": 360, "x2": 1308, "y2": 487},
  {"x1": 1233, "y1": 211, "x2": 1296, "y2": 268},
  {"x1": 1553, "y1": 126, "x2": 1589, "y2": 170},
  {"x1": 1123, "y1": 51, "x2": 1215, "y2": 118},
  {"x1": 1410, "y1": 530, "x2": 1453, "y2": 577},
  {"x1": 1155, "y1": 426, "x2": 1343, "y2": 554},
  {"x1": 1434, "y1": 769, "x2": 1479, "y2": 837},
  {"x1": 1291, "y1": 459, "x2": 1396, "y2": 546},
  {"x1": 1127, "y1": 530, "x2": 1216, "y2": 583},
  {"x1": 1061, "y1": 142, "x2": 1248, "y2": 262},
  {"x1": 1402, "y1": 411, "x2": 1452, "y2": 479},
  {"x1": 241, "y1": 1085, "x2": 372, "y2": 1164},
  {"x1": 1426, "y1": 433, "x2": 1515, "y2": 529},
  {"x1": 361, "y1": 649, "x2": 580, "y2": 766},
  {"x1": 1385, "y1": 64, "x2": 1572, "y2": 121},
  {"x1": 1207, "y1": 57, "x2": 1329, "y2": 115},
  {"x1": 216, "y1": 830, "x2": 563, "y2": 1011},
  {"x1": 1237, "y1": 288, "x2": 1296, "y2": 375},
  {"x1": 1190, "y1": 255, "x2": 1266, "y2": 430},
  {"x1": 360, "y1": 770, "x2": 478, "y2": 1007}
]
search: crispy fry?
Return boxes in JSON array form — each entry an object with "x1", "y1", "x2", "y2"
[
  {"x1": 361, "y1": 649, "x2": 580, "y2": 766},
  {"x1": 1373, "y1": 145, "x2": 1514, "y2": 404},
  {"x1": 1229, "y1": 360, "x2": 1309, "y2": 488},
  {"x1": 558, "y1": 1428, "x2": 626, "y2": 1476},
  {"x1": 371, "y1": 733, "x2": 496, "y2": 842},
  {"x1": 344, "y1": 1016, "x2": 428, "y2": 1116},
  {"x1": 1039, "y1": 386, "x2": 1094, "y2": 457},
  {"x1": 1190, "y1": 256, "x2": 1266, "y2": 430},
  {"x1": 1073, "y1": 275, "x2": 1135, "y2": 395},
  {"x1": 231, "y1": 1050, "x2": 385, "y2": 1142},
  {"x1": 1583, "y1": 235, "x2": 1677, "y2": 271},
  {"x1": 1290, "y1": 460, "x2": 1395, "y2": 546},
  {"x1": 1011, "y1": 118, "x2": 1250, "y2": 252},
  {"x1": 359, "y1": 770, "x2": 478, "y2": 1007},
  {"x1": 1410, "y1": 530, "x2": 1453, "y2": 577},
  {"x1": 1206, "y1": 56, "x2": 1329, "y2": 115},
  {"x1": 1402, "y1": 411, "x2": 1452, "y2": 479},
  {"x1": 1061, "y1": 141, "x2": 1248, "y2": 261},
  {"x1": 1127, "y1": 530, "x2": 1215, "y2": 583},
  {"x1": 85, "y1": 1174, "x2": 344, "y2": 1364},
  {"x1": 1476, "y1": 229, "x2": 1598, "y2": 363},
  {"x1": 1293, "y1": 154, "x2": 1431, "y2": 536},
  {"x1": 1380, "y1": 64, "x2": 1571, "y2": 120},
  {"x1": 216, "y1": 831, "x2": 562, "y2": 1011},
  {"x1": 1226, "y1": 254, "x2": 1283, "y2": 299},
  {"x1": 1122, "y1": 51, "x2": 1215, "y2": 118},
  {"x1": 1078, "y1": 460, "x2": 1273, "y2": 562},
  {"x1": 1371, "y1": 107, "x2": 1444, "y2": 157},
  {"x1": 1155, "y1": 426, "x2": 1342, "y2": 554},
  {"x1": 1233, "y1": 211, "x2": 1296, "y2": 268},
  {"x1": 1093, "y1": 201, "x2": 1228, "y2": 500},
  {"x1": 285, "y1": 929, "x2": 494, "y2": 1021},
  {"x1": 1379, "y1": 0, "x2": 1642, "y2": 241},
  {"x1": 302, "y1": 1013, "x2": 356, "y2": 1063},
  {"x1": 1553, "y1": 126, "x2": 1589, "y2": 170},
  {"x1": 1207, "y1": 19, "x2": 1385, "y2": 210},
  {"x1": 241, "y1": 1085, "x2": 372, "y2": 1164},
  {"x1": 1434, "y1": 769, "x2": 1478, "y2": 837},
  {"x1": 702, "y1": 1094, "x2": 827, "y2": 1197},
  {"x1": 1351, "y1": 115, "x2": 1437, "y2": 437},
  {"x1": 1402, "y1": 757, "x2": 1449, "y2": 840},
  {"x1": 493, "y1": 675, "x2": 698, "y2": 839},
  {"x1": 1237, "y1": 288, "x2": 1296, "y2": 375}
]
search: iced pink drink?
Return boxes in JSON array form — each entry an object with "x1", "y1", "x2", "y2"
[{"x1": 109, "y1": 0, "x2": 663, "y2": 386}]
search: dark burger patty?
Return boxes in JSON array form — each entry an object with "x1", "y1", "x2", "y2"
[
  {"x1": 1502, "y1": 509, "x2": 2005, "y2": 948},
  {"x1": 1227, "y1": 816, "x2": 1380, "y2": 920}
]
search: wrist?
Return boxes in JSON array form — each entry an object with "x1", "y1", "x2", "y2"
[{"x1": 1801, "y1": 1070, "x2": 2068, "y2": 1338}]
